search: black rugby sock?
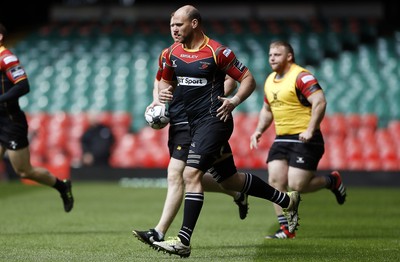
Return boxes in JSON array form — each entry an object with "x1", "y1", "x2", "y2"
[
  {"x1": 241, "y1": 173, "x2": 290, "y2": 208},
  {"x1": 178, "y1": 192, "x2": 204, "y2": 246}
]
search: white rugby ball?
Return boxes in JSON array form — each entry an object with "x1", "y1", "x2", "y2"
[{"x1": 144, "y1": 105, "x2": 170, "y2": 129}]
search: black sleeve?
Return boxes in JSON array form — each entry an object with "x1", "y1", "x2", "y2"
[{"x1": 0, "y1": 79, "x2": 30, "y2": 103}]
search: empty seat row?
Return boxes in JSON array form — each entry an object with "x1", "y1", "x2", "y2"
[{"x1": 25, "y1": 112, "x2": 400, "y2": 171}]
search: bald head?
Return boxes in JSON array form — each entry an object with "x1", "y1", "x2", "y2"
[
  {"x1": 171, "y1": 5, "x2": 204, "y2": 48},
  {"x1": 174, "y1": 5, "x2": 202, "y2": 26}
]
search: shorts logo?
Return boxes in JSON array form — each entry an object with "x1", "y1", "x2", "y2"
[
  {"x1": 177, "y1": 77, "x2": 207, "y2": 86},
  {"x1": 177, "y1": 145, "x2": 182, "y2": 151},
  {"x1": 9, "y1": 141, "x2": 18, "y2": 150},
  {"x1": 296, "y1": 156, "x2": 305, "y2": 164}
]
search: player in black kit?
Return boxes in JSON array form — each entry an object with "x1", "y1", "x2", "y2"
[
  {"x1": 0, "y1": 23, "x2": 73, "y2": 212},
  {"x1": 152, "y1": 5, "x2": 301, "y2": 258}
]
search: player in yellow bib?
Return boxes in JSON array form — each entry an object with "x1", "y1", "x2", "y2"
[{"x1": 250, "y1": 40, "x2": 347, "y2": 239}]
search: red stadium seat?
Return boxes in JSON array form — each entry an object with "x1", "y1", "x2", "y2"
[
  {"x1": 360, "y1": 114, "x2": 378, "y2": 130},
  {"x1": 111, "y1": 111, "x2": 132, "y2": 129},
  {"x1": 358, "y1": 126, "x2": 375, "y2": 142},
  {"x1": 329, "y1": 153, "x2": 348, "y2": 170},
  {"x1": 97, "y1": 111, "x2": 113, "y2": 127},
  {"x1": 364, "y1": 158, "x2": 382, "y2": 171},
  {"x1": 326, "y1": 135, "x2": 347, "y2": 170},
  {"x1": 388, "y1": 120, "x2": 400, "y2": 142},
  {"x1": 329, "y1": 113, "x2": 347, "y2": 139},
  {"x1": 382, "y1": 160, "x2": 399, "y2": 171},
  {"x1": 346, "y1": 114, "x2": 362, "y2": 136},
  {"x1": 110, "y1": 134, "x2": 137, "y2": 168},
  {"x1": 27, "y1": 112, "x2": 50, "y2": 131},
  {"x1": 318, "y1": 153, "x2": 331, "y2": 170},
  {"x1": 344, "y1": 134, "x2": 364, "y2": 170},
  {"x1": 69, "y1": 112, "x2": 90, "y2": 133},
  {"x1": 47, "y1": 128, "x2": 68, "y2": 149},
  {"x1": 249, "y1": 151, "x2": 268, "y2": 169},
  {"x1": 49, "y1": 112, "x2": 70, "y2": 129},
  {"x1": 66, "y1": 140, "x2": 82, "y2": 165},
  {"x1": 109, "y1": 112, "x2": 132, "y2": 143},
  {"x1": 320, "y1": 115, "x2": 331, "y2": 136}
]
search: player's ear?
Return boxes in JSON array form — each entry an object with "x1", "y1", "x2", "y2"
[
  {"x1": 287, "y1": 52, "x2": 293, "y2": 62},
  {"x1": 192, "y1": 19, "x2": 198, "y2": 29}
]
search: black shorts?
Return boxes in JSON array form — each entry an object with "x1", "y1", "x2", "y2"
[
  {"x1": 187, "y1": 117, "x2": 235, "y2": 174},
  {"x1": 168, "y1": 123, "x2": 191, "y2": 161},
  {"x1": 207, "y1": 148, "x2": 237, "y2": 183},
  {"x1": 0, "y1": 111, "x2": 29, "y2": 150},
  {"x1": 267, "y1": 130, "x2": 325, "y2": 171}
]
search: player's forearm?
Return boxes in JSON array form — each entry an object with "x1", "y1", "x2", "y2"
[
  {"x1": 158, "y1": 79, "x2": 176, "y2": 104},
  {"x1": 223, "y1": 76, "x2": 237, "y2": 96},
  {"x1": 0, "y1": 79, "x2": 29, "y2": 103},
  {"x1": 234, "y1": 71, "x2": 256, "y2": 105},
  {"x1": 308, "y1": 100, "x2": 326, "y2": 133},
  {"x1": 158, "y1": 79, "x2": 174, "y2": 92},
  {"x1": 153, "y1": 79, "x2": 160, "y2": 102},
  {"x1": 256, "y1": 105, "x2": 273, "y2": 134}
]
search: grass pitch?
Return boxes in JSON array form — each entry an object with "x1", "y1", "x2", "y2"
[{"x1": 0, "y1": 181, "x2": 399, "y2": 261}]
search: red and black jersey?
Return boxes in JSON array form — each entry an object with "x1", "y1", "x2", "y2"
[
  {"x1": 156, "y1": 47, "x2": 188, "y2": 126},
  {"x1": 155, "y1": 48, "x2": 168, "y2": 82},
  {"x1": 162, "y1": 35, "x2": 248, "y2": 126},
  {"x1": 0, "y1": 46, "x2": 28, "y2": 114}
]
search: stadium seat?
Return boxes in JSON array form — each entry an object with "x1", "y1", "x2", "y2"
[
  {"x1": 110, "y1": 133, "x2": 138, "y2": 168},
  {"x1": 96, "y1": 111, "x2": 113, "y2": 127},
  {"x1": 388, "y1": 120, "x2": 400, "y2": 142},
  {"x1": 360, "y1": 114, "x2": 378, "y2": 130},
  {"x1": 328, "y1": 113, "x2": 347, "y2": 139},
  {"x1": 346, "y1": 137, "x2": 363, "y2": 161},
  {"x1": 318, "y1": 152, "x2": 331, "y2": 170},
  {"x1": 382, "y1": 159, "x2": 399, "y2": 171},
  {"x1": 346, "y1": 114, "x2": 362, "y2": 136},
  {"x1": 320, "y1": 115, "x2": 331, "y2": 136},
  {"x1": 326, "y1": 135, "x2": 347, "y2": 170}
]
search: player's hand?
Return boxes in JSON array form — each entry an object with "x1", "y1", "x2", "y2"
[
  {"x1": 159, "y1": 86, "x2": 174, "y2": 104},
  {"x1": 146, "y1": 100, "x2": 163, "y2": 112},
  {"x1": 216, "y1": 96, "x2": 238, "y2": 122},
  {"x1": 299, "y1": 130, "x2": 313, "y2": 142},
  {"x1": 250, "y1": 131, "x2": 262, "y2": 149}
]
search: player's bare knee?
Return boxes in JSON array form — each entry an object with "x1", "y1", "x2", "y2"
[
  {"x1": 167, "y1": 172, "x2": 183, "y2": 185},
  {"x1": 288, "y1": 181, "x2": 305, "y2": 192},
  {"x1": 269, "y1": 178, "x2": 285, "y2": 189},
  {"x1": 268, "y1": 177, "x2": 278, "y2": 186}
]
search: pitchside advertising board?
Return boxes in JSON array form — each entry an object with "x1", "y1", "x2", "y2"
[{"x1": 67, "y1": 167, "x2": 400, "y2": 187}]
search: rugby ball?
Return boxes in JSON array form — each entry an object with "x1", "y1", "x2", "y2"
[{"x1": 144, "y1": 105, "x2": 170, "y2": 129}]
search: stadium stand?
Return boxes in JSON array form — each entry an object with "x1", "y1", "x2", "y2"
[{"x1": 8, "y1": 10, "x2": 400, "y2": 172}]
